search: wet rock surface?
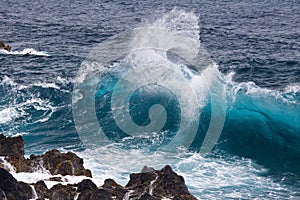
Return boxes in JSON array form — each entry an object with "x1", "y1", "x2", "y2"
[
  {"x1": 0, "y1": 168, "x2": 33, "y2": 200},
  {"x1": 125, "y1": 165, "x2": 198, "y2": 200},
  {"x1": 33, "y1": 180, "x2": 48, "y2": 199},
  {"x1": 46, "y1": 184, "x2": 77, "y2": 200},
  {"x1": 0, "y1": 134, "x2": 91, "y2": 177},
  {"x1": 0, "y1": 134, "x2": 25, "y2": 168},
  {"x1": 0, "y1": 134, "x2": 197, "y2": 200},
  {"x1": 29, "y1": 149, "x2": 92, "y2": 177}
]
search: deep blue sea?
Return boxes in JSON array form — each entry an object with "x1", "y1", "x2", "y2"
[{"x1": 1, "y1": 0, "x2": 300, "y2": 199}]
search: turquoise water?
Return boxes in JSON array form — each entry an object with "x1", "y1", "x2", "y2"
[{"x1": 1, "y1": 1, "x2": 300, "y2": 199}]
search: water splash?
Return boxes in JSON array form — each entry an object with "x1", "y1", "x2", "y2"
[
  {"x1": 0, "y1": 48, "x2": 49, "y2": 56},
  {"x1": 72, "y1": 9, "x2": 226, "y2": 153}
]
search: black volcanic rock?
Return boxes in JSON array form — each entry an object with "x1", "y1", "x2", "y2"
[
  {"x1": 152, "y1": 165, "x2": 193, "y2": 199},
  {"x1": 75, "y1": 165, "x2": 198, "y2": 200},
  {"x1": 18, "y1": 181, "x2": 33, "y2": 200},
  {"x1": 77, "y1": 179, "x2": 97, "y2": 192},
  {"x1": 0, "y1": 41, "x2": 12, "y2": 52},
  {"x1": 77, "y1": 189, "x2": 94, "y2": 200},
  {"x1": 0, "y1": 134, "x2": 25, "y2": 171},
  {"x1": 101, "y1": 179, "x2": 128, "y2": 199},
  {"x1": 0, "y1": 135, "x2": 198, "y2": 200},
  {"x1": 29, "y1": 149, "x2": 92, "y2": 177},
  {"x1": 33, "y1": 180, "x2": 48, "y2": 199},
  {"x1": 0, "y1": 134, "x2": 92, "y2": 177},
  {"x1": 125, "y1": 165, "x2": 197, "y2": 200},
  {"x1": 0, "y1": 168, "x2": 32, "y2": 200},
  {"x1": 0, "y1": 188, "x2": 7, "y2": 200},
  {"x1": 46, "y1": 184, "x2": 76, "y2": 200},
  {"x1": 76, "y1": 178, "x2": 128, "y2": 200},
  {"x1": 0, "y1": 134, "x2": 24, "y2": 160},
  {"x1": 76, "y1": 179, "x2": 98, "y2": 199},
  {"x1": 140, "y1": 192, "x2": 158, "y2": 200},
  {"x1": 125, "y1": 169, "x2": 157, "y2": 199},
  {"x1": 48, "y1": 176, "x2": 63, "y2": 182},
  {"x1": 91, "y1": 188, "x2": 113, "y2": 200},
  {"x1": 0, "y1": 164, "x2": 198, "y2": 200}
]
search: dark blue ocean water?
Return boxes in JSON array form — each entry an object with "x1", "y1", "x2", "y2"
[{"x1": 0, "y1": 0, "x2": 300, "y2": 199}]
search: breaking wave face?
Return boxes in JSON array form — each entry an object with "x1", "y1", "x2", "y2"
[
  {"x1": 1, "y1": 8, "x2": 300, "y2": 199},
  {"x1": 72, "y1": 9, "x2": 226, "y2": 154},
  {"x1": 219, "y1": 74, "x2": 300, "y2": 172},
  {"x1": 73, "y1": 8, "x2": 300, "y2": 172}
]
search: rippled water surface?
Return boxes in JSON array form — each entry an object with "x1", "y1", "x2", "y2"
[{"x1": 1, "y1": 1, "x2": 300, "y2": 199}]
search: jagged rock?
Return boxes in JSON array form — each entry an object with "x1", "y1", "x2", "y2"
[
  {"x1": 91, "y1": 189, "x2": 113, "y2": 200},
  {"x1": 0, "y1": 134, "x2": 36, "y2": 173},
  {"x1": 0, "y1": 168, "x2": 33, "y2": 200},
  {"x1": 125, "y1": 168, "x2": 157, "y2": 199},
  {"x1": 140, "y1": 192, "x2": 158, "y2": 200},
  {"x1": 152, "y1": 165, "x2": 197, "y2": 200},
  {"x1": 103, "y1": 179, "x2": 123, "y2": 189},
  {"x1": 18, "y1": 181, "x2": 33, "y2": 199},
  {"x1": 0, "y1": 135, "x2": 197, "y2": 200},
  {"x1": 77, "y1": 178, "x2": 128, "y2": 200},
  {"x1": 0, "y1": 41, "x2": 4, "y2": 48},
  {"x1": 30, "y1": 149, "x2": 92, "y2": 177},
  {"x1": 5, "y1": 46, "x2": 11, "y2": 52},
  {"x1": 0, "y1": 134, "x2": 92, "y2": 177},
  {"x1": 0, "y1": 159, "x2": 10, "y2": 172},
  {"x1": 77, "y1": 189, "x2": 94, "y2": 200},
  {"x1": 77, "y1": 179, "x2": 97, "y2": 192},
  {"x1": 101, "y1": 179, "x2": 128, "y2": 199},
  {"x1": 0, "y1": 188, "x2": 6, "y2": 200},
  {"x1": 46, "y1": 184, "x2": 76, "y2": 200},
  {"x1": 76, "y1": 165, "x2": 198, "y2": 200},
  {"x1": 0, "y1": 134, "x2": 25, "y2": 170},
  {"x1": 0, "y1": 41, "x2": 12, "y2": 52},
  {"x1": 48, "y1": 177, "x2": 63, "y2": 182},
  {"x1": 0, "y1": 164, "x2": 197, "y2": 200},
  {"x1": 76, "y1": 179, "x2": 98, "y2": 200},
  {"x1": 141, "y1": 166, "x2": 155, "y2": 173},
  {"x1": 125, "y1": 165, "x2": 197, "y2": 200},
  {"x1": 33, "y1": 180, "x2": 48, "y2": 199}
]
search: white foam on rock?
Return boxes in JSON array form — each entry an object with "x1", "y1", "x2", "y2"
[{"x1": 0, "y1": 157, "x2": 16, "y2": 172}]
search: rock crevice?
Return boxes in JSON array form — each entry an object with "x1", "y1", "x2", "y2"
[{"x1": 0, "y1": 134, "x2": 198, "y2": 200}]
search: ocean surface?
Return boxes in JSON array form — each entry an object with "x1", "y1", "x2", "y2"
[{"x1": 1, "y1": 0, "x2": 300, "y2": 199}]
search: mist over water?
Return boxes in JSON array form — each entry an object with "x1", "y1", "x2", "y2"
[{"x1": 1, "y1": 1, "x2": 299, "y2": 199}]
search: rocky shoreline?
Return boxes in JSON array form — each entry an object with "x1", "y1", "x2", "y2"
[{"x1": 0, "y1": 134, "x2": 197, "y2": 200}]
